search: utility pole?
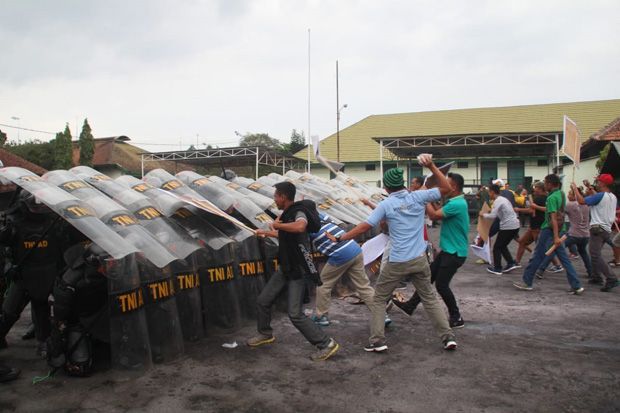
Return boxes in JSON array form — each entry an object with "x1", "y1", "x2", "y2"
[{"x1": 336, "y1": 60, "x2": 340, "y2": 162}]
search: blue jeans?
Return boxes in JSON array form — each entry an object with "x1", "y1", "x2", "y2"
[
  {"x1": 537, "y1": 235, "x2": 592, "y2": 277},
  {"x1": 523, "y1": 228, "x2": 581, "y2": 289}
]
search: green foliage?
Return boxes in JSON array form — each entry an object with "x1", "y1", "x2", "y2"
[
  {"x1": 0, "y1": 129, "x2": 7, "y2": 147},
  {"x1": 596, "y1": 143, "x2": 611, "y2": 171},
  {"x1": 5, "y1": 139, "x2": 56, "y2": 170},
  {"x1": 281, "y1": 129, "x2": 306, "y2": 154},
  {"x1": 78, "y1": 118, "x2": 95, "y2": 167},
  {"x1": 238, "y1": 132, "x2": 282, "y2": 149},
  {"x1": 53, "y1": 124, "x2": 73, "y2": 169}
]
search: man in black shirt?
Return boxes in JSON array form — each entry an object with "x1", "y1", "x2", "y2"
[
  {"x1": 248, "y1": 182, "x2": 339, "y2": 362},
  {"x1": 515, "y1": 181, "x2": 546, "y2": 265}
]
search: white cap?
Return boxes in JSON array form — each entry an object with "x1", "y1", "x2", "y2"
[{"x1": 492, "y1": 179, "x2": 505, "y2": 187}]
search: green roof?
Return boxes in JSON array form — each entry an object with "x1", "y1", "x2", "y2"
[{"x1": 296, "y1": 99, "x2": 620, "y2": 162}]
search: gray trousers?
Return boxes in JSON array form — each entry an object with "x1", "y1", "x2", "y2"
[
  {"x1": 256, "y1": 271, "x2": 330, "y2": 348},
  {"x1": 589, "y1": 227, "x2": 617, "y2": 284},
  {"x1": 368, "y1": 254, "x2": 453, "y2": 345}
]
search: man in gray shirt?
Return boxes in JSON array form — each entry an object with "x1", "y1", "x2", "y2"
[{"x1": 480, "y1": 184, "x2": 521, "y2": 275}]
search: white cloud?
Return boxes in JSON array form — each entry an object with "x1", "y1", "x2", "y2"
[{"x1": 1, "y1": 0, "x2": 619, "y2": 150}]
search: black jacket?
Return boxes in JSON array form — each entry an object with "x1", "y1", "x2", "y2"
[{"x1": 278, "y1": 201, "x2": 321, "y2": 284}]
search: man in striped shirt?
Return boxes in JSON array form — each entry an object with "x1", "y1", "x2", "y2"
[{"x1": 310, "y1": 214, "x2": 377, "y2": 327}]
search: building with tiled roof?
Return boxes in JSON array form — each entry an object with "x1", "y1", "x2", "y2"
[
  {"x1": 0, "y1": 148, "x2": 47, "y2": 175},
  {"x1": 296, "y1": 99, "x2": 620, "y2": 187}
]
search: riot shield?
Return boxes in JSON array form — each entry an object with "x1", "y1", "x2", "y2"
[
  {"x1": 43, "y1": 170, "x2": 177, "y2": 269},
  {"x1": 138, "y1": 259, "x2": 185, "y2": 362},
  {"x1": 207, "y1": 175, "x2": 277, "y2": 213},
  {"x1": 233, "y1": 176, "x2": 277, "y2": 199},
  {"x1": 0, "y1": 167, "x2": 137, "y2": 260},
  {"x1": 176, "y1": 171, "x2": 273, "y2": 230},
  {"x1": 105, "y1": 254, "x2": 152, "y2": 372},
  {"x1": 170, "y1": 254, "x2": 204, "y2": 341}
]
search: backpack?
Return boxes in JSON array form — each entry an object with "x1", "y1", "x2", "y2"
[{"x1": 298, "y1": 200, "x2": 321, "y2": 233}]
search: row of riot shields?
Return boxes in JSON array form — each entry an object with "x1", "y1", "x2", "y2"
[
  {"x1": 143, "y1": 169, "x2": 275, "y2": 330},
  {"x1": 0, "y1": 167, "x2": 277, "y2": 373},
  {"x1": 0, "y1": 163, "x2": 383, "y2": 374}
]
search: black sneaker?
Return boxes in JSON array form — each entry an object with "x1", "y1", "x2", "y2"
[
  {"x1": 443, "y1": 338, "x2": 458, "y2": 351},
  {"x1": 502, "y1": 263, "x2": 522, "y2": 273},
  {"x1": 486, "y1": 266, "x2": 503, "y2": 275},
  {"x1": 601, "y1": 281, "x2": 619, "y2": 292},
  {"x1": 364, "y1": 341, "x2": 388, "y2": 352},
  {"x1": 449, "y1": 317, "x2": 465, "y2": 329},
  {"x1": 391, "y1": 298, "x2": 414, "y2": 316}
]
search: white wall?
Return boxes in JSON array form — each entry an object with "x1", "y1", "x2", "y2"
[{"x1": 305, "y1": 157, "x2": 584, "y2": 189}]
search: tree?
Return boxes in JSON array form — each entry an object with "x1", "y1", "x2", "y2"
[
  {"x1": 5, "y1": 139, "x2": 55, "y2": 170},
  {"x1": 78, "y1": 118, "x2": 95, "y2": 167},
  {"x1": 281, "y1": 129, "x2": 306, "y2": 154},
  {"x1": 0, "y1": 129, "x2": 7, "y2": 147},
  {"x1": 238, "y1": 132, "x2": 282, "y2": 150},
  {"x1": 596, "y1": 143, "x2": 610, "y2": 171},
  {"x1": 53, "y1": 124, "x2": 73, "y2": 169}
]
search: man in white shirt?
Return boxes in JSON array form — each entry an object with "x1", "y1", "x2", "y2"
[
  {"x1": 480, "y1": 184, "x2": 521, "y2": 275},
  {"x1": 571, "y1": 174, "x2": 618, "y2": 292}
]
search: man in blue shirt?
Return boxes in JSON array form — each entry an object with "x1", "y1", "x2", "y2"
[
  {"x1": 310, "y1": 214, "x2": 391, "y2": 327},
  {"x1": 327, "y1": 156, "x2": 457, "y2": 352},
  {"x1": 392, "y1": 173, "x2": 469, "y2": 329}
]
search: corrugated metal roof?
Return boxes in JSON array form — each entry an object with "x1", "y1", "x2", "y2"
[{"x1": 296, "y1": 99, "x2": 620, "y2": 162}]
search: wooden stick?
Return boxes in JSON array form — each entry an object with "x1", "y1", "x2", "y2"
[{"x1": 545, "y1": 234, "x2": 567, "y2": 256}]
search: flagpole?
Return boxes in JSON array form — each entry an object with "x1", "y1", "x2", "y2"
[{"x1": 307, "y1": 28, "x2": 311, "y2": 174}]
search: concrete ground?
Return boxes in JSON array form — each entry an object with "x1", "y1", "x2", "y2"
[{"x1": 1, "y1": 226, "x2": 619, "y2": 412}]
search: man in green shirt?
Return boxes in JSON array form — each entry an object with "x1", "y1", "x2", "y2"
[
  {"x1": 392, "y1": 173, "x2": 469, "y2": 328},
  {"x1": 513, "y1": 174, "x2": 583, "y2": 293}
]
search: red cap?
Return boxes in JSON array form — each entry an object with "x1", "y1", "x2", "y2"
[{"x1": 598, "y1": 174, "x2": 614, "y2": 185}]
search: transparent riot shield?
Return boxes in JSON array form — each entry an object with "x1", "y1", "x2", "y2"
[
  {"x1": 0, "y1": 167, "x2": 138, "y2": 260},
  {"x1": 176, "y1": 171, "x2": 274, "y2": 230},
  {"x1": 43, "y1": 170, "x2": 177, "y2": 269},
  {"x1": 138, "y1": 260, "x2": 185, "y2": 362},
  {"x1": 233, "y1": 233, "x2": 267, "y2": 320},
  {"x1": 208, "y1": 175, "x2": 276, "y2": 213},
  {"x1": 105, "y1": 254, "x2": 153, "y2": 372},
  {"x1": 233, "y1": 176, "x2": 277, "y2": 199},
  {"x1": 170, "y1": 254, "x2": 204, "y2": 341},
  {"x1": 175, "y1": 171, "x2": 237, "y2": 212}
]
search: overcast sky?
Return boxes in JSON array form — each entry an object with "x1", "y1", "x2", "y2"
[{"x1": 1, "y1": 0, "x2": 619, "y2": 151}]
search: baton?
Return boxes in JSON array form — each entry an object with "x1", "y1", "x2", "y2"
[{"x1": 545, "y1": 234, "x2": 567, "y2": 256}]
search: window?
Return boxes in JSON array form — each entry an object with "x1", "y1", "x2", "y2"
[
  {"x1": 384, "y1": 163, "x2": 397, "y2": 170},
  {"x1": 457, "y1": 161, "x2": 469, "y2": 169},
  {"x1": 537, "y1": 159, "x2": 548, "y2": 167},
  {"x1": 365, "y1": 164, "x2": 376, "y2": 171}
]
